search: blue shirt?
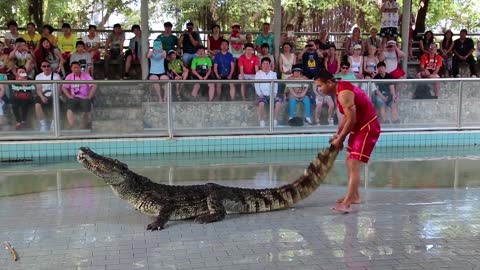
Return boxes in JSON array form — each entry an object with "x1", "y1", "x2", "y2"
[
  {"x1": 213, "y1": 52, "x2": 235, "y2": 77},
  {"x1": 150, "y1": 51, "x2": 166, "y2": 74}
]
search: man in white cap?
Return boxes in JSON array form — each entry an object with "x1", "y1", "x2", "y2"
[{"x1": 378, "y1": 40, "x2": 405, "y2": 75}]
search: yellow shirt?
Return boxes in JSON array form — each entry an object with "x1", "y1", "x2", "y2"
[
  {"x1": 22, "y1": 33, "x2": 42, "y2": 51},
  {"x1": 57, "y1": 33, "x2": 78, "y2": 53}
]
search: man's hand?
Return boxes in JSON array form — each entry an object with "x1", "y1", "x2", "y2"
[{"x1": 329, "y1": 134, "x2": 344, "y2": 150}]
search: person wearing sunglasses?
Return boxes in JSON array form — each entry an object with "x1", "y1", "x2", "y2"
[
  {"x1": 334, "y1": 61, "x2": 357, "y2": 81},
  {"x1": 34, "y1": 60, "x2": 62, "y2": 132}
]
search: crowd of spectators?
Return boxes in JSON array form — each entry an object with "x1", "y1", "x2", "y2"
[{"x1": 1, "y1": 2, "x2": 480, "y2": 130}]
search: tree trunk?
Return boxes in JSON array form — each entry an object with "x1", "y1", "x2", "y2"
[
  {"x1": 415, "y1": 0, "x2": 429, "y2": 34},
  {"x1": 29, "y1": 0, "x2": 44, "y2": 27}
]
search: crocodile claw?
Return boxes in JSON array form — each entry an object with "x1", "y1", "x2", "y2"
[{"x1": 146, "y1": 222, "x2": 164, "y2": 231}]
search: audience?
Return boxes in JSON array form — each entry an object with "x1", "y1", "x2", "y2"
[
  {"x1": 440, "y1": 30, "x2": 454, "y2": 77},
  {"x1": 452, "y1": 29, "x2": 477, "y2": 78},
  {"x1": 287, "y1": 65, "x2": 312, "y2": 125},
  {"x1": 70, "y1": 41, "x2": 93, "y2": 76},
  {"x1": 213, "y1": 40, "x2": 236, "y2": 100},
  {"x1": 123, "y1": 25, "x2": 142, "y2": 79},
  {"x1": 179, "y1": 21, "x2": 201, "y2": 67},
  {"x1": 190, "y1": 46, "x2": 215, "y2": 101},
  {"x1": 82, "y1": 25, "x2": 101, "y2": 63},
  {"x1": 238, "y1": 43, "x2": 260, "y2": 101},
  {"x1": 278, "y1": 42, "x2": 296, "y2": 79},
  {"x1": 147, "y1": 39, "x2": 169, "y2": 102},
  {"x1": 417, "y1": 43, "x2": 443, "y2": 97},
  {"x1": 11, "y1": 67, "x2": 35, "y2": 130},
  {"x1": 34, "y1": 60, "x2": 62, "y2": 132},
  {"x1": 255, "y1": 57, "x2": 282, "y2": 127}
]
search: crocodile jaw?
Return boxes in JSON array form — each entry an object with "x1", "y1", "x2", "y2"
[{"x1": 77, "y1": 147, "x2": 129, "y2": 185}]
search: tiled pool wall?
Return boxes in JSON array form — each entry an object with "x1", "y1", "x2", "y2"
[{"x1": 1, "y1": 131, "x2": 479, "y2": 161}]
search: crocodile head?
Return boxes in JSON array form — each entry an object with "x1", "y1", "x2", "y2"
[{"x1": 77, "y1": 147, "x2": 130, "y2": 185}]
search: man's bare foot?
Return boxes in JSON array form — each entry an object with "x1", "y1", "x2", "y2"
[
  {"x1": 331, "y1": 204, "x2": 352, "y2": 214},
  {"x1": 336, "y1": 197, "x2": 361, "y2": 204}
]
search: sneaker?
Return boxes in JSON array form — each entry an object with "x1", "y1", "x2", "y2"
[
  {"x1": 259, "y1": 120, "x2": 266, "y2": 127},
  {"x1": 273, "y1": 120, "x2": 278, "y2": 127},
  {"x1": 305, "y1": 117, "x2": 312, "y2": 125},
  {"x1": 472, "y1": 74, "x2": 477, "y2": 78},
  {"x1": 328, "y1": 118, "x2": 334, "y2": 126}
]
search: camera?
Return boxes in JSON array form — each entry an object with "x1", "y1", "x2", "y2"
[
  {"x1": 305, "y1": 44, "x2": 313, "y2": 48},
  {"x1": 386, "y1": 45, "x2": 393, "y2": 48}
]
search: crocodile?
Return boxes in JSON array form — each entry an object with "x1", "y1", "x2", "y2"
[{"x1": 77, "y1": 146, "x2": 339, "y2": 231}]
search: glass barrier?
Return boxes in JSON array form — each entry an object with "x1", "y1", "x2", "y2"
[{"x1": 0, "y1": 78, "x2": 479, "y2": 140}]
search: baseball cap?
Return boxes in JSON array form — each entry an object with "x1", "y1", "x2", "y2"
[
  {"x1": 387, "y1": 40, "x2": 397, "y2": 45},
  {"x1": 231, "y1": 23, "x2": 241, "y2": 28},
  {"x1": 292, "y1": 66, "x2": 303, "y2": 72},
  {"x1": 168, "y1": 50, "x2": 176, "y2": 55}
]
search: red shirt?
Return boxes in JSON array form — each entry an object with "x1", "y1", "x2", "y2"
[
  {"x1": 336, "y1": 81, "x2": 378, "y2": 132},
  {"x1": 420, "y1": 53, "x2": 443, "y2": 71},
  {"x1": 238, "y1": 54, "x2": 260, "y2": 75},
  {"x1": 208, "y1": 35, "x2": 223, "y2": 52}
]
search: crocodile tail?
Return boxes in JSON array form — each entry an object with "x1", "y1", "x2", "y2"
[{"x1": 270, "y1": 145, "x2": 339, "y2": 209}]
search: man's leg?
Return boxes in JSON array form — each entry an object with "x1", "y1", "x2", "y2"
[
  {"x1": 336, "y1": 152, "x2": 360, "y2": 204},
  {"x1": 452, "y1": 56, "x2": 460, "y2": 77},
  {"x1": 66, "y1": 109, "x2": 75, "y2": 128}
]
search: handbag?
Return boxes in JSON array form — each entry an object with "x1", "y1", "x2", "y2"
[
  {"x1": 14, "y1": 91, "x2": 33, "y2": 100},
  {"x1": 390, "y1": 65, "x2": 405, "y2": 79}
]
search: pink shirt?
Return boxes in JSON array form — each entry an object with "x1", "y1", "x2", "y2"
[{"x1": 64, "y1": 72, "x2": 94, "y2": 98}]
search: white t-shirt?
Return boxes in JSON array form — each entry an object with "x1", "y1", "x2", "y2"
[
  {"x1": 254, "y1": 70, "x2": 278, "y2": 96},
  {"x1": 382, "y1": 50, "x2": 398, "y2": 73},
  {"x1": 35, "y1": 72, "x2": 61, "y2": 97},
  {"x1": 381, "y1": 0, "x2": 400, "y2": 28},
  {"x1": 82, "y1": 35, "x2": 101, "y2": 49},
  {"x1": 4, "y1": 32, "x2": 20, "y2": 47}
]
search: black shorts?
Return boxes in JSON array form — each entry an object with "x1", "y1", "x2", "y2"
[
  {"x1": 34, "y1": 96, "x2": 53, "y2": 106},
  {"x1": 66, "y1": 98, "x2": 92, "y2": 113},
  {"x1": 149, "y1": 73, "x2": 167, "y2": 78},
  {"x1": 380, "y1": 27, "x2": 398, "y2": 38}
]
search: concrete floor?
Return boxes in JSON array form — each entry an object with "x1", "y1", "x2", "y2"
[{"x1": 1, "y1": 183, "x2": 480, "y2": 270}]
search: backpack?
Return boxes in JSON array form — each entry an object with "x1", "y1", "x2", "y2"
[
  {"x1": 288, "y1": 117, "x2": 304, "y2": 126},
  {"x1": 413, "y1": 83, "x2": 435, "y2": 99}
]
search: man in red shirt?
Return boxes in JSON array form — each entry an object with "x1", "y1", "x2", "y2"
[
  {"x1": 314, "y1": 71, "x2": 381, "y2": 213},
  {"x1": 417, "y1": 43, "x2": 443, "y2": 97},
  {"x1": 238, "y1": 43, "x2": 259, "y2": 101}
]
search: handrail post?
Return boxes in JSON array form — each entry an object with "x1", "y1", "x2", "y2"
[
  {"x1": 167, "y1": 81, "x2": 173, "y2": 139},
  {"x1": 269, "y1": 81, "x2": 274, "y2": 132},
  {"x1": 52, "y1": 82, "x2": 60, "y2": 137},
  {"x1": 457, "y1": 80, "x2": 463, "y2": 129}
]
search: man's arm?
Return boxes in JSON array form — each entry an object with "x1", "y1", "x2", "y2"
[
  {"x1": 336, "y1": 91, "x2": 356, "y2": 142},
  {"x1": 88, "y1": 84, "x2": 97, "y2": 99}
]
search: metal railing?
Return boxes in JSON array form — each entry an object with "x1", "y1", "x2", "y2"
[{"x1": 0, "y1": 78, "x2": 479, "y2": 141}]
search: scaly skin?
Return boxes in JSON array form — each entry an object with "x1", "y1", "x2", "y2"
[{"x1": 77, "y1": 146, "x2": 339, "y2": 230}]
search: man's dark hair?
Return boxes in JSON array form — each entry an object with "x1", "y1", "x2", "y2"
[
  {"x1": 313, "y1": 70, "x2": 334, "y2": 82},
  {"x1": 7, "y1": 20, "x2": 17, "y2": 28},
  {"x1": 244, "y1": 42, "x2": 254, "y2": 49},
  {"x1": 15, "y1": 37, "x2": 26, "y2": 44},
  {"x1": 164, "y1": 22, "x2": 173, "y2": 28},
  {"x1": 113, "y1": 23, "x2": 121, "y2": 28},
  {"x1": 261, "y1": 43, "x2": 270, "y2": 49},
  {"x1": 27, "y1": 22, "x2": 36, "y2": 28},
  {"x1": 131, "y1": 24, "x2": 141, "y2": 31},
  {"x1": 340, "y1": 61, "x2": 350, "y2": 68},
  {"x1": 88, "y1": 24, "x2": 97, "y2": 30},
  {"x1": 61, "y1": 23, "x2": 71, "y2": 29},
  {"x1": 261, "y1": 57, "x2": 271, "y2": 64},
  {"x1": 377, "y1": 61, "x2": 386, "y2": 68},
  {"x1": 70, "y1": 61, "x2": 80, "y2": 66},
  {"x1": 460, "y1": 29, "x2": 468, "y2": 35},
  {"x1": 220, "y1": 39, "x2": 229, "y2": 45},
  {"x1": 263, "y1": 22, "x2": 270, "y2": 26},
  {"x1": 196, "y1": 46, "x2": 206, "y2": 51},
  {"x1": 76, "y1": 40, "x2": 85, "y2": 47},
  {"x1": 43, "y1": 24, "x2": 54, "y2": 33},
  {"x1": 186, "y1": 21, "x2": 194, "y2": 27}
]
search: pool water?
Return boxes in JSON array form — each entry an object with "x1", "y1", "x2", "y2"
[{"x1": 1, "y1": 146, "x2": 480, "y2": 197}]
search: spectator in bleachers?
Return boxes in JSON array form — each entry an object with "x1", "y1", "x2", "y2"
[
  {"x1": 156, "y1": 22, "x2": 178, "y2": 53},
  {"x1": 344, "y1": 27, "x2": 366, "y2": 57},
  {"x1": 255, "y1": 57, "x2": 281, "y2": 127},
  {"x1": 255, "y1": 22, "x2": 274, "y2": 54},
  {"x1": 439, "y1": 30, "x2": 454, "y2": 77},
  {"x1": 419, "y1": 30, "x2": 435, "y2": 55},
  {"x1": 299, "y1": 40, "x2": 323, "y2": 79},
  {"x1": 417, "y1": 43, "x2": 442, "y2": 97},
  {"x1": 41, "y1": 25, "x2": 57, "y2": 47},
  {"x1": 123, "y1": 25, "x2": 142, "y2": 79},
  {"x1": 452, "y1": 29, "x2": 477, "y2": 78},
  {"x1": 147, "y1": 39, "x2": 169, "y2": 102},
  {"x1": 245, "y1": 33, "x2": 253, "y2": 44},
  {"x1": 4, "y1": 20, "x2": 20, "y2": 54},
  {"x1": 82, "y1": 25, "x2": 101, "y2": 63},
  {"x1": 11, "y1": 67, "x2": 35, "y2": 130},
  {"x1": 373, "y1": 61, "x2": 398, "y2": 124},
  {"x1": 364, "y1": 27, "x2": 382, "y2": 52},
  {"x1": 378, "y1": 40, "x2": 406, "y2": 76},
  {"x1": 179, "y1": 21, "x2": 202, "y2": 67},
  {"x1": 280, "y1": 24, "x2": 298, "y2": 50},
  {"x1": 335, "y1": 61, "x2": 356, "y2": 80},
  {"x1": 324, "y1": 44, "x2": 340, "y2": 76},
  {"x1": 62, "y1": 61, "x2": 97, "y2": 129},
  {"x1": 207, "y1": 24, "x2": 223, "y2": 59},
  {"x1": 259, "y1": 43, "x2": 275, "y2": 71},
  {"x1": 379, "y1": 0, "x2": 400, "y2": 44},
  {"x1": 476, "y1": 40, "x2": 480, "y2": 64},
  {"x1": 57, "y1": 23, "x2": 77, "y2": 65},
  {"x1": 191, "y1": 46, "x2": 215, "y2": 101},
  {"x1": 23, "y1": 22, "x2": 42, "y2": 51},
  {"x1": 213, "y1": 39, "x2": 236, "y2": 100},
  {"x1": 278, "y1": 42, "x2": 296, "y2": 79},
  {"x1": 34, "y1": 37, "x2": 64, "y2": 76},
  {"x1": 9, "y1": 38, "x2": 35, "y2": 77},
  {"x1": 287, "y1": 65, "x2": 312, "y2": 125},
  {"x1": 348, "y1": 44, "x2": 364, "y2": 79},
  {"x1": 364, "y1": 45, "x2": 379, "y2": 77},
  {"x1": 313, "y1": 78, "x2": 335, "y2": 126},
  {"x1": 104, "y1": 23, "x2": 125, "y2": 78},
  {"x1": 70, "y1": 41, "x2": 93, "y2": 77},
  {"x1": 0, "y1": 41, "x2": 13, "y2": 77},
  {"x1": 167, "y1": 50, "x2": 189, "y2": 100},
  {"x1": 238, "y1": 43, "x2": 260, "y2": 101},
  {"x1": 34, "y1": 60, "x2": 62, "y2": 132},
  {"x1": 228, "y1": 23, "x2": 244, "y2": 59},
  {"x1": 315, "y1": 29, "x2": 331, "y2": 52},
  {"x1": 0, "y1": 81, "x2": 5, "y2": 127}
]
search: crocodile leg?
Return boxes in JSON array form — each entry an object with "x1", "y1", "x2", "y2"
[
  {"x1": 146, "y1": 206, "x2": 174, "y2": 231},
  {"x1": 194, "y1": 193, "x2": 226, "y2": 224}
]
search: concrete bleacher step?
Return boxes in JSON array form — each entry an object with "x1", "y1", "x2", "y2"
[
  {"x1": 92, "y1": 107, "x2": 144, "y2": 121},
  {"x1": 91, "y1": 119, "x2": 144, "y2": 133}
]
